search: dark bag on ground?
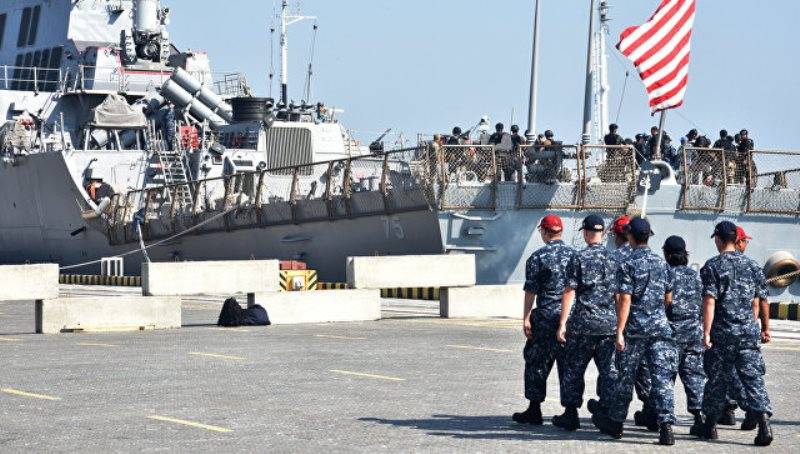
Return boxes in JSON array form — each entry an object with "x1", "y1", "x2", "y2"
[{"x1": 217, "y1": 297, "x2": 270, "y2": 327}]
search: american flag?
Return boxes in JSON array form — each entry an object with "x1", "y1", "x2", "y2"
[{"x1": 617, "y1": 0, "x2": 697, "y2": 114}]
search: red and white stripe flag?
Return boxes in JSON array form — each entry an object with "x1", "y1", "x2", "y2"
[{"x1": 617, "y1": 0, "x2": 696, "y2": 114}]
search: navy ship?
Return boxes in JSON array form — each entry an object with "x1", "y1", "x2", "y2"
[{"x1": 0, "y1": 1, "x2": 797, "y2": 302}]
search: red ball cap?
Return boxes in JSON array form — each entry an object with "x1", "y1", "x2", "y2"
[
  {"x1": 611, "y1": 215, "x2": 631, "y2": 235},
  {"x1": 736, "y1": 226, "x2": 752, "y2": 242},
  {"x1": 539, "y1": 214, "x2": 563, "y2": 232}
]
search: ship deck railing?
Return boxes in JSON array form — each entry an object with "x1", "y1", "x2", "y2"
[
  {"x1": 103, "y1": 144, "x2": 800, "y2": 245},
  {"x1": 0, "y1": 64, "x2": 247, "y2": 97}
]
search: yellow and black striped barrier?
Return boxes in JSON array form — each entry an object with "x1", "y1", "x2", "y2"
[
  {"x1": 317, "y1": 282, "x2": 350, "y2": 290},
  {"x1": 279, "y1": 270, "x2": 319, "y2": 291},
  {"x1": 317, "y1": 283, "x2": 440, "y2": 300},
  {"x1": 59, "y1": 274, "x2": 142, "y2": 287},
  {"x1": 769, "y1": 302, "x2": 799, "y2": 321},
  {"x1": 381, "y1": 287, "x2": 440, "y2": 301}
]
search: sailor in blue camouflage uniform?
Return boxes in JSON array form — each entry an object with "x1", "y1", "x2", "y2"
[
  {"x1": 732, "y1": 226, "x2": 772, "y2": 431},
  {"x1": 592, "y1": 217, "x2": 678, "y2": 446},
  {"x1": 589, "y1": 215, "x2": 654, "y2": 431},
  {"x1": 662, "y1": 236, "x2": 706, "y2": 435},
  {"x1": 552, "y1": 215, "x2": 618, "y2": 432},
  {"x1": 696, "y1": 221, "x2": 773, "y2": 447},
  {"x1": 513, "y1": 214, "x2": 576, "y2": 425}
]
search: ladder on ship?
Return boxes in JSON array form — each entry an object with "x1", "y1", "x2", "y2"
[{"x1": 146, "y1": 123, "x2": 193, "y2": 210}]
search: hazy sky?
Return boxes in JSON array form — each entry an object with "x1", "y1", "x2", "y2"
[{"x1": 167, "y1": 0, "x2": 799, "y2": 148}]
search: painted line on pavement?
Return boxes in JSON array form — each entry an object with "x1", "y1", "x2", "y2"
[
  {"x1": 210, "y1": 327, "x2": 252, "y2": 333},
  {"x1": 315, "y1": 334, "x2": 367, "y2": 340},
  {"x1": 764, "y1": 345, "x2": 800, "y2": 353},
  {"x1": 77, "y1": 342, "x2": 118, "y2": 348},
  {"x1": 0, "y1": 337, "x2": 23, "y2": 343},
  {"x1": 189, "y1": 352, "x2": 246, "y2": 361},
  {"x1": 329, "y1": 369, "x2": 405, "y2": 382},
  {"x1": 148, "y1": 415, "x2": 232, "y2": 433},
  {"x1": 2, "y1": 388, "x2": 61, "y2": 401},
  {"x1": 447, "y1": 344, "x2": 513, "y2": 353}
]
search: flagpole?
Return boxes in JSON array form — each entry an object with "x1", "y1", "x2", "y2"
[
  {"x1": 652, "y1": 110, "x2": 667, "y2": 161},
  {"x1": 581, "y1": 0, "x2": 597, "y2": 145},
  {"x1": 525, "y1": 0, "x2": 541, "y2": 141}
]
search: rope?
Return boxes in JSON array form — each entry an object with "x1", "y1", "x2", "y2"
[
  {"x1": 766, "y1": 269, "x2": 800, "y2": 285},
  {"x1": 59, "y1": 206, "x2": 238, "y2": 271}
]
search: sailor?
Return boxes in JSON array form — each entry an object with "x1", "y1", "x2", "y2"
[
  {"x1": 513, "y1": 214, "x2": 576, "y2": 425},
  {"x1": 604, "y1": 124, "x2": 623, "y2": 146},
  {"x1": 477, "y1": 116, "x2": 491, "y2": 144},
  {"x1": 713, "y1": 130, "x2": 729, "y2": 150},
  {"x1": 446, "y1": 127, "x2": 463, "y2": 146},
  {"x1": 736, "y1": 129, "x2": 756, "y2": 185},
  {"x1": 592, "y1": 215, "x2": 654, "y2": 431},
  {"x1": 696, "y1": 221, "x2": 773, "y2": 446},
  {"x1": 634, "y1": 133, "x2": 650, "y2": 165},
  {"x1": 592, "y1": 217, "x2": 678, "y2": 446},
  {"x1": 489, "y1": 123, "x2": 514, "y2": 182},
  {"x1": 510, "y1": 125, "x2": 527, "y2": 176},
  {"x1": 315, "y1": 103, "x2": 329, "y2": 123},
  {"x1": 726, "y1": 226, "x2": 772, "y2": 431},
  {"x1": 553, "y1": 215, "x2": 618, "y2": 432},
  {"x1": 662, "y1": 236, "x2": 707, "y2": 436}
]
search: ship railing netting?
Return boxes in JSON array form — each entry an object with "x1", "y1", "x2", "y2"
[
  {"x1": 682, "y1": 147, "x2": 800, "y2": 214},
  {"x1": 105, "y1": 145, "x2": 800, "y2": 243},
  {"x1": 1, "y1": 64, "x2": 248, "y2": 96}
]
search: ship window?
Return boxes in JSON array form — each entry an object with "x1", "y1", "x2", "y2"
[
  {"x1": 21, "y1": 52, "x2": 33, "y2": 90},
  {"x1": 11, "y1": 54, "x2": 23, "y2": 90},
  {"x1": 28, "y1": 5, "x2": 41, "y2": 46},
  {"x1": 38, "y1": 47, "x2": 50, "y2": 90},
  {"x1": 31, "y1": 50, "x2": 41, "y2": 90},
  {"x1": 17, "y1": 8, "x2": 31, "y2": 48},
  {"x1": 48, "y1": 46, "x2": 62, "y2": 68},
  {"x1": 0, "y1": 14, "x2": 7, "y2": 49}
]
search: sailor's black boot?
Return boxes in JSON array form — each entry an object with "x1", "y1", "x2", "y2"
[
  {"x1": 717, "y1": 404, "x2": 736, "y2": 426},
  {"x1": 552, "y1": 406, "x2": 580, "y2": 431},
  {"x1": 697, "y1": 419, "x2": 718, "y2": 440},
  {"x1": 512, "y1": 401, "x2": 543, "y2": 425},
  {"x1": 591, "y1": 413, "x2": 623, "y2": 439},
  {"x1": 754, "y1": 413, "x2": 773, "y2": 447},
  {"x1": 741, "y1": 411, "x2": 758, "y2": 431},
  {"x1": 659, "y1": 422, "x2": 675, "y2": 446},
  {"x1": 689, "y1": 410, "x2": 704, "y2": 437},
  {"x1": 634, "y1": 405, "x2": 658, "y2": 431},
  {"x1": 587, "y1": 398, "x2": 605, "y2": 415}
]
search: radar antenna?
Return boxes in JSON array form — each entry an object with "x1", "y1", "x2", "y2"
[{"x1": 278, "y1": 0, "x2": 316, "y2": 106}]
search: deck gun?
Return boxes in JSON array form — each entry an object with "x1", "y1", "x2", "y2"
[{"x1": 369, "y1": 129, "x2": 392, "y2": 154}]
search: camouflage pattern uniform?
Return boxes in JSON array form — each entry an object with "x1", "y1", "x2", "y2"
[
  {"x1": 523, "y1": 240, "x2": 576, "y2": 403},
  {"x1": 561, "y1": 244, "x2": 618, "y2": 408},
  {"x1": 725, "y1": 256, "x2": 770, "y2": 409},
  {"x1": 700, "y1": 252, "x2": 772, "y2": 420},
  {"x1": 608, "y1": 246, "x2": 678, "y2": 425},
  {"x1": 666, "y1": 265, "x2": 706, "y2": 412},
  {"x1": 610, "y1": 243, "x2": 652, "y2": 405}
]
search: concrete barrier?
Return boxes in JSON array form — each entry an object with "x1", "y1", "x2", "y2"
[
  {"x1": 346, "y1": 255, "x2": 476, "y2": 289},
  {"x1": 440, "y1": 285, "x2": 523, "y2": 319},
  {"x1": 256, "y1": 289, "x2": 381, "y2": 325},
  {"x1": 142, "y1": 260, "x2": 280, "y2": 296},
  {"x1": 35, "y1": 296, "x2": 181, "y2": 334},
  {"x1": 0, "y1": 264, "x2": 59, "y2": 301}
]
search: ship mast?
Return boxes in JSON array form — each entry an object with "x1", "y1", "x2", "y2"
[
  {"x1": 278, "y1": 0, "x2": 316, "y2": 106},
  {"x1": 592, "y1": 1, "x2": 611, "y2": 144},
  {"x1": 524, "y1": 0, "x2": 542, "y2": 141}
]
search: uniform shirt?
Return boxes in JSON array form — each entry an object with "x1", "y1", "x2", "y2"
[
  {"x1": 700, "y1": 251, "x2": 761, "y2": 343},
  {"x1": 667, "y1": 265, "x2": 703, "y2": 346},
  {"x1": 524, "y1": 240, "x2": 576, "y2": 326},
  {"x1": 616, "y1": 246, "x2": 673, "y2": 338},
  {"x1": 609, "y1": 243, "x2": 633, "y2": 264},
  {"x1": 565, "y1": 244, "x2": 617, "y2": 336},
  {"x1": 744, "y1": 255, "x2": 769, "y2": 300}
]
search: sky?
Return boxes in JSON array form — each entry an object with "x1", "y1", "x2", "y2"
[{"x1": 166, "y1": 0, "x2": 800, "y2": 149}]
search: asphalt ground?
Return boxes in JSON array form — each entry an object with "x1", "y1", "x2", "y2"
[{"x1": 0, "y1": 288, "x2": 798, "y2": 452}]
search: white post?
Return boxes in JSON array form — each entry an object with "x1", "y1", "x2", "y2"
[
  {"x1": 653, "y1": 110, "x2": 667, "y2": 161},
  {"x1": 280, "y1": 0, "x2": 289, "y2": 105},
  {"x1": 525, "y1": 0, "x2": 541, "y2": 141},
  {"x1": 581, "y1": 0, "x2": 597, "y2": 145}
]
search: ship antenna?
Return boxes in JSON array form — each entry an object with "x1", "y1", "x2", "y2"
[
  {"x1": 581, "y1": 0, "x2": 598, "y2": 145},
  {"x1": 279, "y1": 0, "x2": 316, "y2": 106},
  {"x1": 524, "y1": 0, "x2": 541, "y2": 141},
  {"x1": 303, "y1": 21, "x2": 319, "y2": 103}
]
